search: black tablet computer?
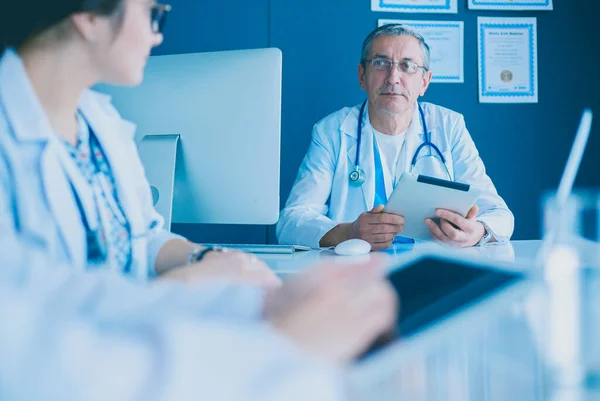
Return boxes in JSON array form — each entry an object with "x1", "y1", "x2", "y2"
[{"x1": 358, "y1": 254, "x2": 524, "y2": 360}]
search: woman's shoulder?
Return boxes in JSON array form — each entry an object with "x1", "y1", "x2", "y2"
[
  {"x1": 79, "y1": 89, "x2": 136, "y2": 140},
  {"x1": 80, "y1": 89, "x2": 122, "y2": 118}
]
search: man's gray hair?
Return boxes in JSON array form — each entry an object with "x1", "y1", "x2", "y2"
[{"x1": 360, "y1": 24, "x2": 431, "y2": 71}]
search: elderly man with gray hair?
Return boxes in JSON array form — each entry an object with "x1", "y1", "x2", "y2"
[{"x1": 278, "y1": 24, "x2": 514, "y2": 251}]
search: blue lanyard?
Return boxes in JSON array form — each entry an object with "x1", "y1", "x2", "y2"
[
  {"x1": 66, "y1": 114, "x2": 131, "y2": 265},
  {"x1": 372, "y1": 136, "x2": 414, "y2": 244},
  {"x1": 373, "y1": 139, "x2": 388, "y2": 206}
]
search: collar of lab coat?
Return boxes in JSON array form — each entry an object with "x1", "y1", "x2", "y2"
[
  {"x1": 0, "y1": 49, "x2": 55, "y2": 143},
  {"x1": 340, "y1": 100, "x2": 437, "y2": 139},
  {"x1": 340, "y1": 101, "x2": 436, "y2": 209},
  {"x1": 77, "y1": 92, "x2": 146, "y2": 279},
  {"x1": 0, "y1": 49, "x2": 86, "y2": 266},
  {"x1": 77, "y1": 90, "x2": 142, "y2": 238}
]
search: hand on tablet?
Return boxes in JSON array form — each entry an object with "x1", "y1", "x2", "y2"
[
  {"x1": 263, "y1": 259, "x2": 398, "y2": 362},
  {"x1": 351, "y1": 205, "x2": 405, "y2": 250},
  {"x1": 425, "y1": 205, "x2": 486, "y2": 247}
]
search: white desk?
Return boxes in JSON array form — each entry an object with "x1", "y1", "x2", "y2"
[
  {"x1": 258, "y1": 240, "x2": 600, "y2": 401},
  {"x1": 259, "y1": 240, "x2": 542, "y2": 275}
]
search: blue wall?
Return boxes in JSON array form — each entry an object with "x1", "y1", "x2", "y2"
[{"x1": 158, "y1": 0, "x2": 600, "y2": 244}]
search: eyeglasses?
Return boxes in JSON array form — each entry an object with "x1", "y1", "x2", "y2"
[
  {"x1": 365, "y1": 58, "x2": 428, "y2": 75},
  {"x1": 150, "y1": 3, "x2": 171, "y2": 34}
]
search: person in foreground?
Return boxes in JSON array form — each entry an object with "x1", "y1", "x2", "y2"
[
  {"x1": 0, "y1": 242, "x2": 398, "y2": 400},
  {"x1": 0, "y1": 2, "x2": 398, "y2": 400}
]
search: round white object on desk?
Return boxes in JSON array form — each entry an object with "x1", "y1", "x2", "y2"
[{"x1": 334, "y1": 239, "x2": 372, "y2": 256}]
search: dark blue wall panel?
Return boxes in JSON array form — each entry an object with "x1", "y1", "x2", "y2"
[
  {"x1": 154, "y1": 0, "x2": 270, "y2": 55},
  {"x1": 158, "y1": 0, "x2": 600, "y2": 244}
]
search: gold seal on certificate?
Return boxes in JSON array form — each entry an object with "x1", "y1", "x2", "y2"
[{"x1": 500, "y1": 70, "x2": 513, "y2": 83}]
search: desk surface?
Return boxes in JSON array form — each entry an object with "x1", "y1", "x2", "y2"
[
  {"x1": 259, "y1": 240, "x2": 541, "y2": 274},
  {"x1": 259, "y1": 241, "x2": 600, "y2": 401}
]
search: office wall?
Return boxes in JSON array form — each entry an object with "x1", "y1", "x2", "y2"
[{"x1": 160, "y1": 0, "x2": 600, "y2": 244}]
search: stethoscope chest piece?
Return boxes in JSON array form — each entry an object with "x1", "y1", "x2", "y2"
[{"x1": 349, "y1": 166, "x2": 366, "y2": 187}]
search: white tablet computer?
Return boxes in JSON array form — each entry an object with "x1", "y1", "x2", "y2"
[{"x1": 383, "y1": 173, "x2": 481, "y2": 241}]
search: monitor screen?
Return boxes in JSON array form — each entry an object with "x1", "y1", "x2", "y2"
[{"x1": 96, "y1": 49, "x2": 282, "y2": 226}]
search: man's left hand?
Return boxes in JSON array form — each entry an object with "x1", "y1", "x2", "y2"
[{"x1": 425, "y1": 205, "x2": 486, "y2": 247}]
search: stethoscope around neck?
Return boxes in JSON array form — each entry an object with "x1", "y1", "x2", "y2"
[{"x1": 349, "y1": 100, "x2": 448, "y2": 187}]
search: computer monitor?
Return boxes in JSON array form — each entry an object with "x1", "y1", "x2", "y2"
[{"x1": 96, "y1": 48, "x2": 282, "y2": 227}]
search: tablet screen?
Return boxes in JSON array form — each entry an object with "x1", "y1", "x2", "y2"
[{"x1": 358, "y1": 256, "x2": 523, "y2": 360}]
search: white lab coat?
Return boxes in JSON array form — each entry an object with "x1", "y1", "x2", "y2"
[
  {"x1": 277, "y1": 102, "x2": 514, "y2": 248},
  {"x1": 0, "y1": 49, "x2": 179, "y2": 280}
]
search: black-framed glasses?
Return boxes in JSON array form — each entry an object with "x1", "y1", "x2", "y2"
[
  {"x1": 365, "y1": 58, "x2": 428, "y2": 75},
  {"x1": 151, "y1": 3, "x2": 171, "y2": 34}
]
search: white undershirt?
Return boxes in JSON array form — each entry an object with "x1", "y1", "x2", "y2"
[{"x1": 373, "y1": 128, "x2": 407, "y2": 199}]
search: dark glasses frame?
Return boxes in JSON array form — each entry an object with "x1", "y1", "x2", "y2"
[{"x1": 151, "y1": 3, "x2": 171, "y2": 34}]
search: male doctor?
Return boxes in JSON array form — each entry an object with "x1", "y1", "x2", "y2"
[{"x1": 277, "y1": 24, "x2": 514, "y2": 251}]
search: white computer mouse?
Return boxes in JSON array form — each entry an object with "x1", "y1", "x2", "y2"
[{"x1": 334, "y1": 239, "x2": 372, "y2": 256}]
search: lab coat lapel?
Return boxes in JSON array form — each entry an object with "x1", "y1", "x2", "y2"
[
  {"x1": 78, "y1": 92, "x2": 144, "y2": 236},
  {"x1": 0, "y1": 49, "x2": 52, "y2": 143},
  {"x1": 42, "y1": 142, "x2": 87, "y2": 268},
  {"x1": 0, "y1": 49, "x2": 86, "y2": 266},
  {"x1": 359, "y1": 109, "x2": 376, "y2": 210},
  {"x1": 80, "y1": 92, "x2": 153, "y2": 280},
  {"x1": 403, "y1": 104, "x2": 427, "y2": 175},
  {"x1": 343, "y1": 104, "x2": 375, "y2": 211}
]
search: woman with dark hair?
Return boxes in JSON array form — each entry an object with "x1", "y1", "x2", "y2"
[
  {"x1": 0, "y1": 5, "x2": 399, "y2": 398},
  {"x1": 0, "y1": 0, "x2": 279, "y2": 286}
]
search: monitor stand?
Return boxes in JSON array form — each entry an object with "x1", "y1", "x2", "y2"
[{"x1": 137, "y1": 134, "x2": 180, "y2": 230}]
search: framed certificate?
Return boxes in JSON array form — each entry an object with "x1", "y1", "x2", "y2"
[
  {"x1": 372, "y1": 0, "x2": 458, "y2": 14},
  {"x1": 469, "y1": 0, "x2": 552, "y2": 10},
  {"x1": 478, "y1": 17, "x2": 538, "y2": 103},
  {"x1": 379, "y1": 19, "x2": 464, "y2": 83}
]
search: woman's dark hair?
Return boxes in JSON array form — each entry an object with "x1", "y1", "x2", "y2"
[{"x1": 1, "y1": 0, "x2": 123, "y2": 53}]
